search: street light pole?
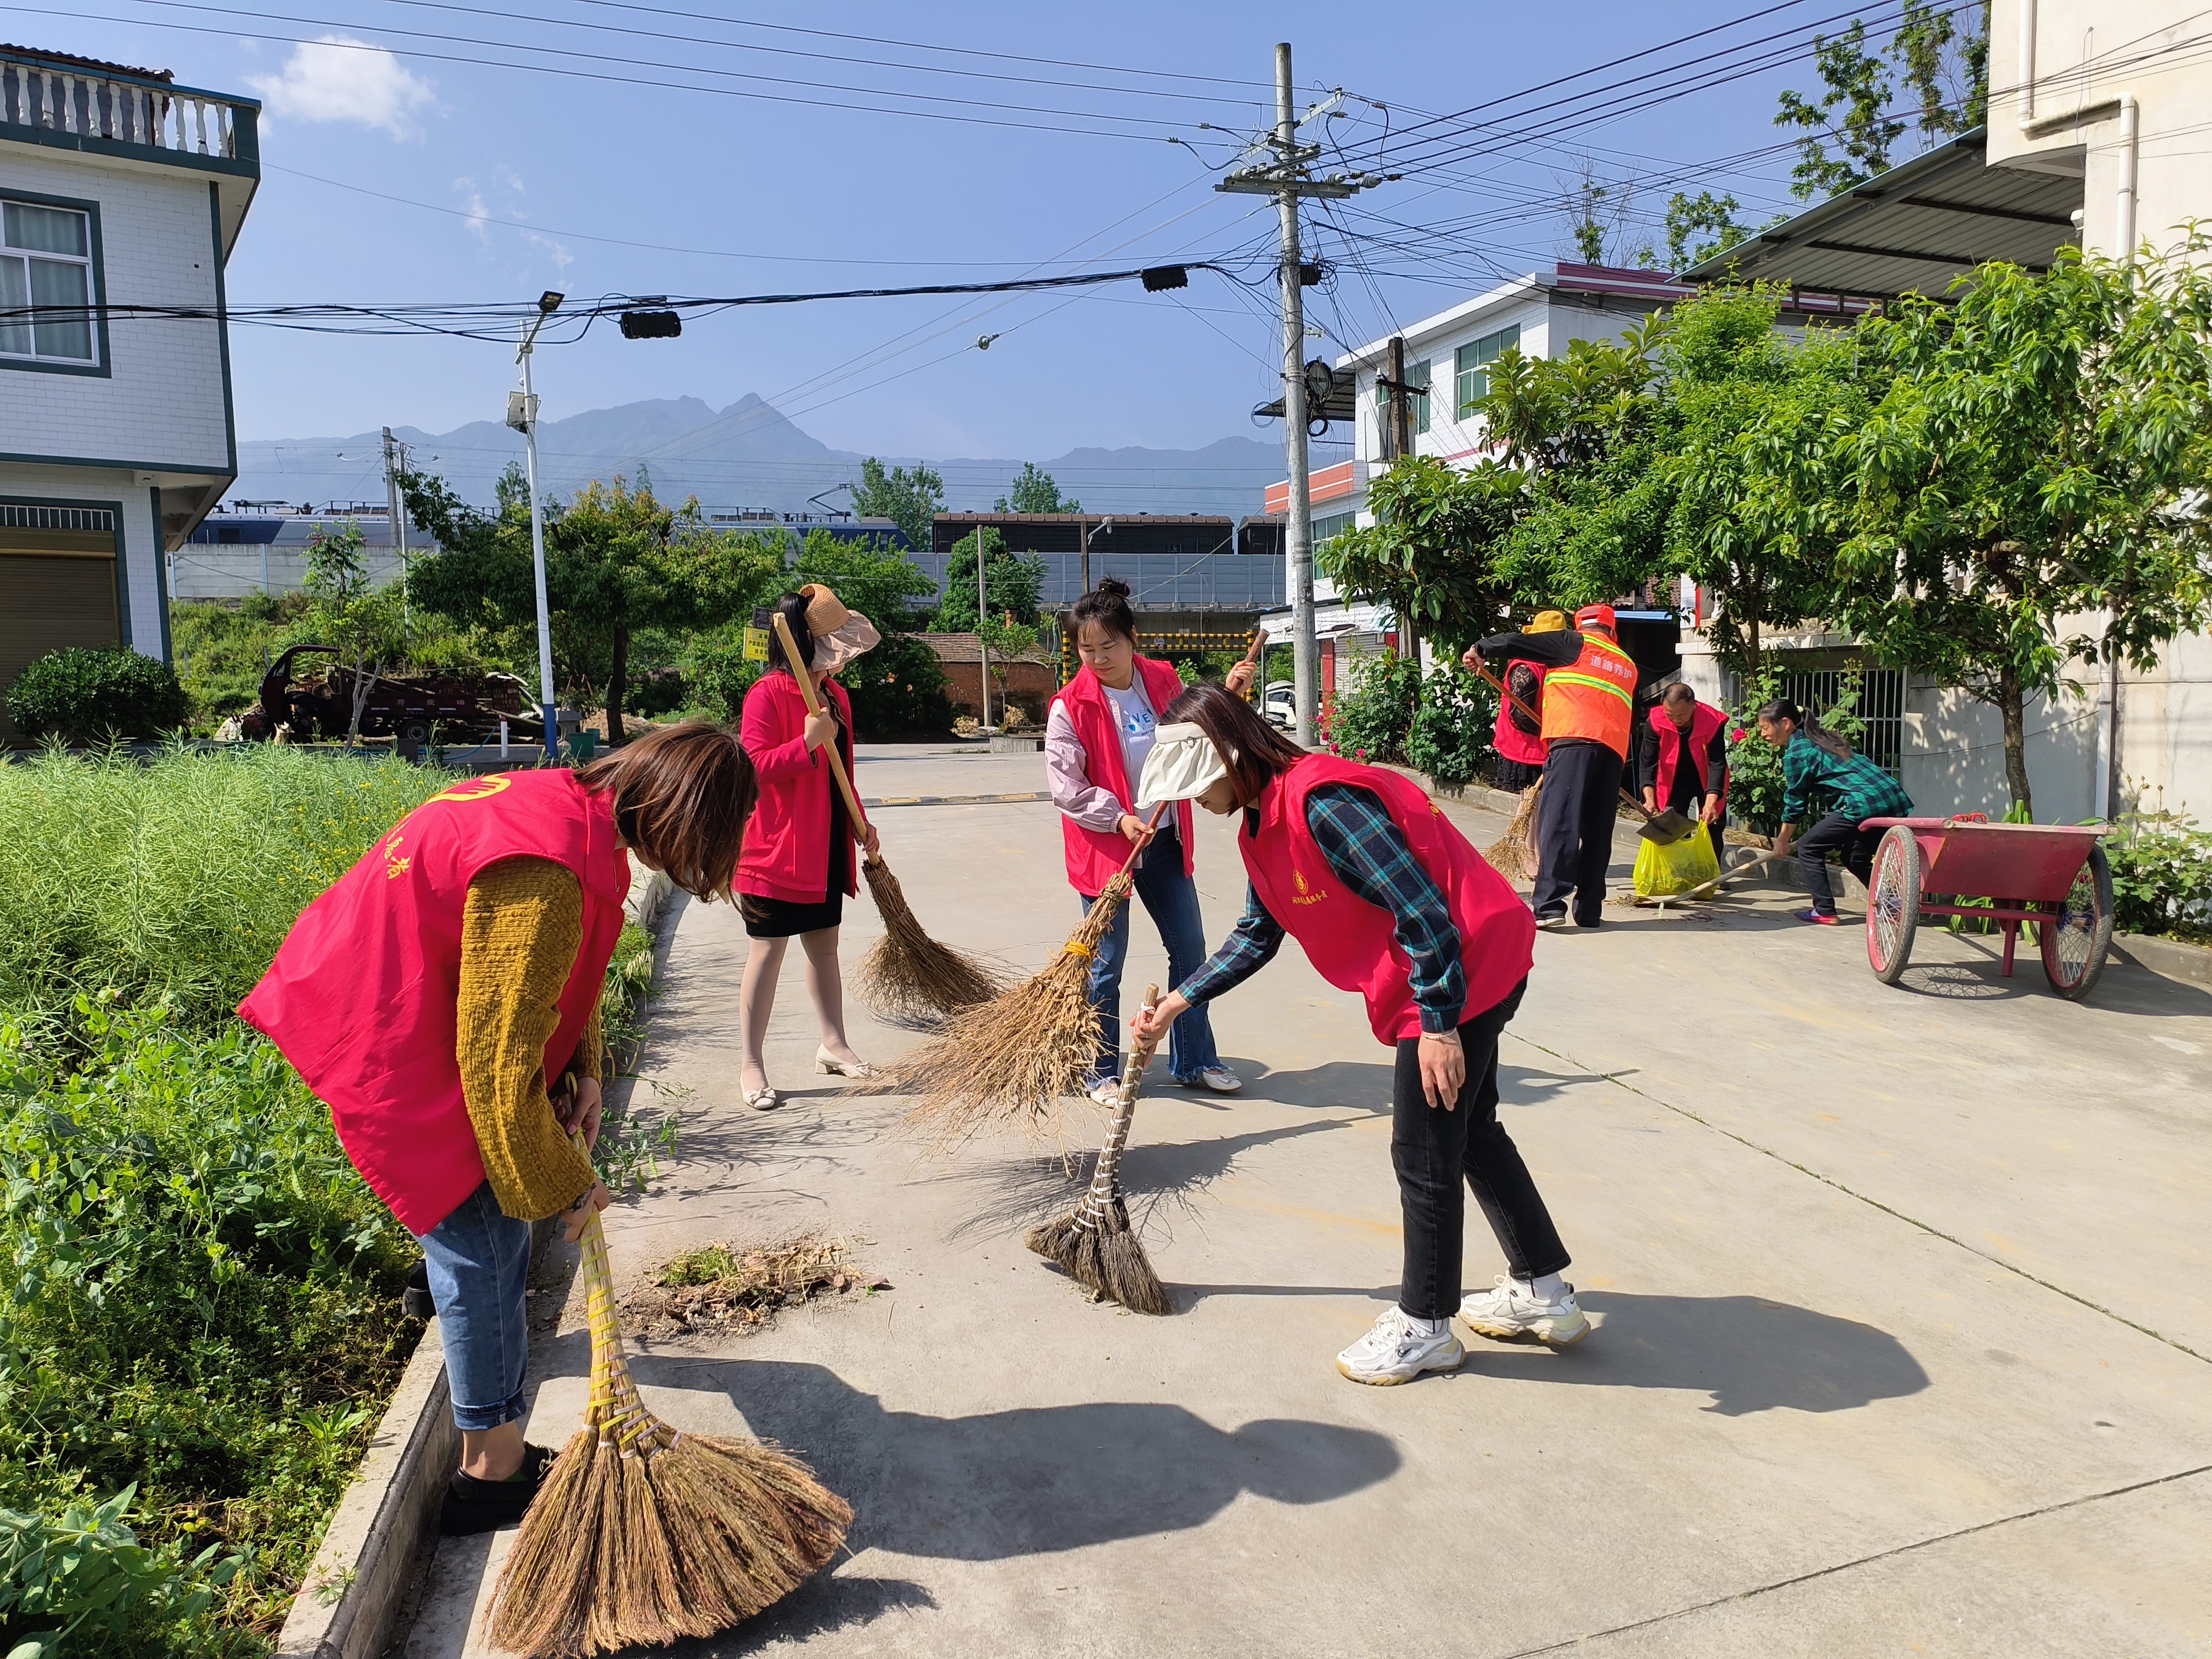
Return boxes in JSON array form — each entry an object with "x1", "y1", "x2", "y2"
[
  {"x1": 975, "y1": 523, "x2": 993, "y2": 733},
  {"x1": 512, "y1": 291, "x2": 564, "y2": 760}
]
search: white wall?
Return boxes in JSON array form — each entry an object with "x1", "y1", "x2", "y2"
[{"x1": 0, "y1": 150, "x2": 230, "y2": 474}]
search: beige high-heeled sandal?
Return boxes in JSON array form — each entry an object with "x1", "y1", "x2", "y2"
[{"x1": 815, "y1": 1046, "x2": 875, "y2": 1078}]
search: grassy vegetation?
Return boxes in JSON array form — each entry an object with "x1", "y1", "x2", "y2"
[{"x1": 0, "y1": 745, "x2": 655, "y2": 1656}]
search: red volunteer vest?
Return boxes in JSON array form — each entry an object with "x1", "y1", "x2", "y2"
[
  {"x1": 1492, "y1": 662, "x2": 1549, "y2": 766},
  {"x1": 1240, "y1": 755, "x2": 1535, "y2": 1046},
  {"x1": 239, "y1": 769, "x2": 631, "y2": 1236},
  {"x1": 1051, "y1": 657, "x2": 1196, "y2": 894},
  {"x1": 1649, "y1": 700, "x2": 1729, "y2": 807},
  {"x1": 1541, "y1": 633, "x2": 1638, "y2": 759}
]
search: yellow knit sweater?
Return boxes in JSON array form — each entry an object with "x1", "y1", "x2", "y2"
[{"x1": 456, "y1": 857, "x2": 605, "y2": 1222}]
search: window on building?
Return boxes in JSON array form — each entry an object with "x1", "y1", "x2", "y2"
[
  {"x1": 1375, "y1": 362, "x2": 1434, "y2": 443},
  {"x1": 1312, "y1": 510, "x2": 1357, "y2": 546},
  {"x1": 1454, "y1": 324, "x2": 1520, "y2": 419},
  {"x1": 0, "y1": 201, "x2": 96, "y2": 365},
  {"x1": 1769, "y1": 664, "x2": 1906, "y2": 777}
]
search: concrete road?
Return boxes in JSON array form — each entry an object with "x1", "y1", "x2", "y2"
[{"x1": 405, "y1": 743, "x2": 2212, "y2": 1658}]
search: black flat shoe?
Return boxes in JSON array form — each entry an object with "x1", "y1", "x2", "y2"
[{"x1": 439, "y1": 1442, "x2": 557, "y2": 1536}]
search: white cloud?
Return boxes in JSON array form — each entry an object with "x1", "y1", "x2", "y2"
[
  {"x1": 452, "y1": 176, "x2": 570, "y2": 269},
  {"x1": 247, "y1": 37, "x2": 433, "y2": 139}
]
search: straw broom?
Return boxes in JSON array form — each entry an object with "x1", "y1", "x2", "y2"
[
  {"x1": 769, "y1": 611, "x2": 1001, "y2": 1021},
  {"x1": 1472, "y1": 660, "x2": 1543, "y2": 881},
  {"x1": 1025, "y1": 984, "x2": 1174, "y2": 1316},
  {"x1": 872, "y1": 805, "x2": 1167, "y2": 1151},
  {"x1": 487, "y1": 1143, "x2": 851, "y2": 1657}
]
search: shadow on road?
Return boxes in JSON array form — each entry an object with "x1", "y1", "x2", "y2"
[
  {"x1": 629, "y1": 1354, "x2": 1402, "y2": 1561},
  {"x1": 1455, "y1": 1291, "x2": 1929, "y2": 1417},
  {"x1": 664, "y1": 1573, "x2": 938, "y2": 1656}
]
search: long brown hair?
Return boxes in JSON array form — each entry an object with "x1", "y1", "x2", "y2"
[
  {"x1": 1160, "y1": 683, "x2": 1307, "y2": 807},
  {"x1": 577, "y1": 721, "x2": 757, "y2": 902}
]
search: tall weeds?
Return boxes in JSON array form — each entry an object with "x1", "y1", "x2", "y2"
[{"x1": 0, "y1": 745, "x2": 446, "y2": 1044}]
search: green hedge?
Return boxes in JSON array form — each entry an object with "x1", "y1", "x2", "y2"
[{"x1": 6, "y1": 650, "x2": 189, "y2": 746}]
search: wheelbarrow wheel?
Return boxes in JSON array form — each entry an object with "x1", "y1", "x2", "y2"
[
  {"x1": 1867, "y1": 825, "x2": 1920, "y2": 985},
  {"x1": 2041, "y1": 842, "x2": 2114, "y2": 1000}
]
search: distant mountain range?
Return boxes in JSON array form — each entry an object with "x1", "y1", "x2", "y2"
[{"x1": 233, "y1": 394, "x2": 1308, "y2": 522}]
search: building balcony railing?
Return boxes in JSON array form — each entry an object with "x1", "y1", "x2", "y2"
[{"x1": 0, "y1": 51, "x2": 255, "y2": 162}]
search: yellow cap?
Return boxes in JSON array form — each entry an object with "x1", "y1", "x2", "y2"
[{"x1": 1529, "y1": 610, "x2": 1569, "y2": 633}]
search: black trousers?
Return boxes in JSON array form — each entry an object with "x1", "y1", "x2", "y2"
[
  {"x1": 1494, "y1": 757, "x2": 1543, "y2": 794},
  {"x1": 1798, "y1": 810, "x2": 1881, "y2": 915},
  {"x1": 1391, "y1": 979, "x2": 1570, "y2": 1320},
  {"x1": 1534, "y1": 740, "x2": 1623, "y2": 925}
]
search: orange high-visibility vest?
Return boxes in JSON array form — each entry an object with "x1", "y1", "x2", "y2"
[{"x1": 1541, "y1": 633, "x2": 1638, "y2": 758}]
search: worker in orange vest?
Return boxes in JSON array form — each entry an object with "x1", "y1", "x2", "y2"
[{"x1": 1470, "y1": 603, "x2": 1639, "y2": 929}]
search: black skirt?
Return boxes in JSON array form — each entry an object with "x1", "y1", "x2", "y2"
[{"x1": 741, "y1": 888, "x2": 845, "y2": 938}]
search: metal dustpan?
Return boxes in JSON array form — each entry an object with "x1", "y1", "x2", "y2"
[{"x1": 1636, "y1": 807, "x2": 1698, "y2": 845}]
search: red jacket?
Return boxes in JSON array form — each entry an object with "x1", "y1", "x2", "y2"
[
  {"x1": 1492, "y1": 662, "x2": 1549, "y2": 766},
  {"x1": 738, "y1": 670, "x2": 858, "y2": 904},
  {"x1": 1050, "y1": 657, "x2": 1195, "y2": 894},
  {"x1": 1648, "y1": 700, "x2": 1729, "y2": 807},
  {"x1": 1240, "y1": 754, "x2": 1534, "y2": 1046},
  {"x1": 240, "y1": 770, "x2": 630, "y2": 1235}
]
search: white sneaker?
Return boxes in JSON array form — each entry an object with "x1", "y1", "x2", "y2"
[
  {"x1": 1535, "y1": 911, "x2": 1571, "y2": 931},
  {"x1": 1088, "y1": 1077, "x2": 1123, "y2": 1107},
  {"x1": 1458, "y1": 1276, "x2": 1590, "y2": 1345},
  {"x1": 1188, "y1": 1064, "x2": 1243, "y2": 1094},
  {"x1": 1335, "y1": 1306, "x2": 1465, "y2": 1386}
]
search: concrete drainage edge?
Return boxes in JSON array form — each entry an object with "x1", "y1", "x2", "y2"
[
  {"x1": 275, "y1": 1319, "x2": 455, "y2": 1659},
  {"x1": 2113, "y1": 930, "x2": 2212, "y2": 989}
]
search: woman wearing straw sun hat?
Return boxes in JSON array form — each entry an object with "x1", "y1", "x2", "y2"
[
  {"x1": 241, "y1": 723, "x2": 759, "y2": 1533},
  {"x1": 734, "y1": 583, "x2": 883, "y2": 1110},
  {"x1": 1127, "y1": 684, "x2": 1590, "y2": 1386}
]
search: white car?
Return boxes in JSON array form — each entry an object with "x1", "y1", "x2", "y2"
[{"x1": 1260, "y1": 680, "x2": 1296, "y2": 730}]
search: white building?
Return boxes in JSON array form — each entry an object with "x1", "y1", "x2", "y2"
[{"x1": 0, "y1": 45, "x2": 257, "y2": 730}]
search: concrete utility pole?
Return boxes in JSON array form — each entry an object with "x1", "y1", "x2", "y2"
[
  {"x1": 510, "y1": 291, "x2": 564, "y2": 760},
  {"x1": 382, "y1": 425, "x2": 410, "y2": 626},
  {"x1": 1217, "y1": 44, "x2": 1387, "y2": 747},
  {"x1": 975, "y1": 524, "x2": 993, "y2": 733}
]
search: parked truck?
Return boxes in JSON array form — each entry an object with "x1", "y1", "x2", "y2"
[{"x1": 235, "y1": 645, "x2": 535, "y2": 749}]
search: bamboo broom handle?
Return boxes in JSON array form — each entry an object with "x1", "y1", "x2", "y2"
[
  {"x1": 770, "y1": 609, "x2": 872, "y2": 845},
  {"x1": 1087, "y1": 985, "x2": 1161, "y2": 1209}
]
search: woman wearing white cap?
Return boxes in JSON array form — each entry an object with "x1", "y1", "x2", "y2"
[
  {"x1": 1128, "y1": 684, "x2": 1590, "y2": 1385},
  {"x1": 733, "y1": 584, "x2": 882, "y2": 1110}
]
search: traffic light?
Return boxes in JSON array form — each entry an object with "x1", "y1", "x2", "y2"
[{"x1": 619, "y1": 308, "x2": 682, "y2": 340}]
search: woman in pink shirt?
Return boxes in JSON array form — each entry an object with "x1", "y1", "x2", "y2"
[{"x1": 735, "y1": 584, "x2": 881, "y2": 1110}]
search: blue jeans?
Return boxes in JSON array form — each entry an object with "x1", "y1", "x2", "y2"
[
  {"x1": 420, "y1": 1180, "x2": 533, "y2": 1433},
  {"x1": 1080, "y1": 827, "x2": 1221, "y2": 1085}
]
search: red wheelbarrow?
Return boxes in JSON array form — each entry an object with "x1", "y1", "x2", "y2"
[{"x1": 1858, "y1": 816, "x2": 2114, "y2": 999}]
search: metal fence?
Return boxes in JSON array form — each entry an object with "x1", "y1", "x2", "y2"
[{"x1": 1771, "y1": 665, "x2": 1905, "y2": 775}]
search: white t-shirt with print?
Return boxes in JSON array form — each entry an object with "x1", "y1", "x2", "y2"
[{"x1": 1103, "y1": 681, "x2": 1157, "y2": 793}]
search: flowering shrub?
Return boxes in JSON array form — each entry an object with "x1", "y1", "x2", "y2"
[{"x1": 2104, "y1": 810, "x2": 2212, "y2": 941}]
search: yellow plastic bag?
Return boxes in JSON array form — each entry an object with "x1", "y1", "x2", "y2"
[{"x1": 1632, "y1": 827, "x2": 1721, "y2": 898}]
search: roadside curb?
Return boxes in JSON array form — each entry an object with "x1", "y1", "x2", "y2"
[
  {"x1": 2114, "y1": 930, "x2": 2212, "y2": 989},
  {"x1": 274, "y1": 858, "x2": 675, "y2": 1656},
  {"x1": 274, "y1": 1321, "x2": 454, "y2": 1659}
]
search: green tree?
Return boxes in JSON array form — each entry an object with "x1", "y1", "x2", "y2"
[
  {"x1": 849, "y1": 457, "x2": 944, "y2": 551},
  {"x1": 791, "y1": 527, "x2": 938, "y2": 629},
  {"x1": 300, "y1": 521, "x2": 408, "y2": 745},
  {"x1": 1835, "y1": 245, "x2": 2212, "y2": 814},
  {"x1": 1664, "y1": 191, "x2": 1749, "y2": 273},
  {"x1": 1318, "y1": 457, "x2": 1527, "y2": 656},
  {"x1": 1774, "y1": 2, "x2": 1989, "y2": 201},
  {"x1": 1658, "y1": 286, "x2": 1873, "y2": 680},
  {"x1": 936, "y1": 528, "x2": 1046, "y2": 631},
  {"x1": 994, "y1": 462, "x2": 1078, "y2": 514}
]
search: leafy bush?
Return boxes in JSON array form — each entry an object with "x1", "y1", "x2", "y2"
[
  {"x1": 677, "y1": 626, "x2": 759, "y2": 725},
  {"x1": 0, "y1": 1000, "x2": 416, "y2": 1653},
  {"x1": 842, "y1": 635, "x2": 954, "y2": 739},
  {"x1": 0, "y1": 1485, "x2": 240, "y2": 1658},
  {"x1": 1406, "y1": 659, "x2": 1496, "y2": 795},
  {"x1": 0, "y1": 746, "x2": 446, "y2": 1043},
  {"x1": 2104, "y1": 810, "x2": 2212, "y2": 941},
  {"x1": 1324, "y1": 651, "x2": 1419, "y2": 765},
  {"x1": 5, "y1": 650, "x2": 188, "y2": 746}
]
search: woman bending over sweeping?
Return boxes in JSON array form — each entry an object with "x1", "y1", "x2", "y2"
[
  {"x1": 734, "y1": 585, "x2": 883, "y2": 1109},
  {"x1": 1757, "y1": 698, "x2": 1913, "y2": 926},
  {"x1": 241, "y1": 723, "x2": 759, "y2": 1534},
  {"x1": 1128, "y1": 685, "x2": 1590, "y2": 1386},
  {"x1": 1044, "y1": 577, "x2": 1244, "y2": 1103}
]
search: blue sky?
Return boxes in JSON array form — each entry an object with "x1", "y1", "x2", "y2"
[{"x1": 36, "y1": 1, "x2": 1864, "y2": 460}]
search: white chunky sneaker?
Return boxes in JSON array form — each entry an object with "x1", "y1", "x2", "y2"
[
  {"x1": 1335, "y1": 1306, "x2": 1465, "y2": 1386},
  {"x1": 1189, "y1": 1064, "x2": 1243, "y2": 1094},
  {"x1": 1458, "y1": 1276, "x2": 1590, "y2": 1346},
  {"x1": 1087, "y1": 1077, "x2": 1123, "y2": 1107}
]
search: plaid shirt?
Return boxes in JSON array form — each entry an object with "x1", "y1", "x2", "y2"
[
  {"x1": 1177, "y1": 783, "x2": 1465, "y2": 1034},
  {"x1": 1781, "y1": 732, "x2": 1913, "y2": 825}
]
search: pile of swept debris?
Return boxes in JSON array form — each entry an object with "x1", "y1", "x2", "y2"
[{"x1": 623, "y1": 1236, "x2": 887, "y2": 1338}]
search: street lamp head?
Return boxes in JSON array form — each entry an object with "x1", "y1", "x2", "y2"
[
  {"x1": 537, "y1": 290, "x2": 565, "y2": 314},
  {"x1": 976, "y1": 333, "x2": 1000, "y2": 350}
]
